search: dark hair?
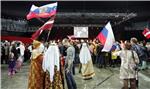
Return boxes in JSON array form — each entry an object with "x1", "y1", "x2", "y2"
[
  {"x1": 17, "y1": 42, "x2": 20, "y2": 47},
  {"x1": 124, "y1": 41, "x2": 131, "y2": 50}
]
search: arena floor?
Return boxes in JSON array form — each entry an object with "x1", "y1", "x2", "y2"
[{"x1": 1, "y1": 62, "x2": 150, "y2": 89}]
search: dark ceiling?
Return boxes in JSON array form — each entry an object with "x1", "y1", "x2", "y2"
[
  {"x1": 1, "y1": 1, "x2": 150, "y2": 41},
  {"x1": 1, "y1": 1, "x2": 150, "y2": 26},
  {"x1": 2, "y1": 1, "x2": 150, "y2": 14}
]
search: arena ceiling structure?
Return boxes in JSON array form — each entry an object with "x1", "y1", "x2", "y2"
[
  {"x1": 1, "y1": 1, "x2": 150, "y2": 40},
  {"x1": 2, "y1": 1, "x2": 150, "y2": 26}
]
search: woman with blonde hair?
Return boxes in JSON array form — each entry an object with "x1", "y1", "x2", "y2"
[
  {"x1": 28, "y1": 40, "x2": 45, "y2": 89},
  {"x1": 113, "y1": 41, "x2": 139, "y2": 89}
]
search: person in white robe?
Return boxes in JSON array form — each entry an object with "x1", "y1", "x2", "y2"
[
  {"x1": 42, "y1": 42, "x2": 63, "y2": 89},
  {"x1": 79, "y1": 42, "x2": 95, "y2": 79},
  {"x1": 42, "y1": 42, "x2": 60, "y2": 82}
]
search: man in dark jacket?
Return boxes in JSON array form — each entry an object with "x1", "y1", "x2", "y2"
[{"x1": 130, "y1": 37, "x2": 148, "y2": 70}]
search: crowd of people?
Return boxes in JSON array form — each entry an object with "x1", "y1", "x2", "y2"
[
  {"x1": 1, "y1": 37, "x2": 150, "y2": 89},
  {"x1": 1, "y1": 40, "x2": 30, "y2": 77}
]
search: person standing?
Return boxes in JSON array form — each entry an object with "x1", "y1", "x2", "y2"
[
  {"x1": 113, "y1": 41, "x2": 139, "y2": 89},
  {"x1": 79, "y1": 42, "x2": 95, "y2": 79},
  {"x1": 62, "y1": 39, "x2": 77, "y2": 89},
  {"x1": 10, "y1": 41, "x2": 18, "y2": 61},
  {"x1": 1, "y1": 42, "x2": 5, "y2": 64},
  {"x1": 73, "y1": 41, "x2": 80, "y2": 75},
  {"x1": 24, "y1": 45, "x2": 31, "y2": 62},
  {"x1": 4, "y1": 41, "x2": 10, "y2": 64},
  {"x1": 42, "y1": 42, "x2": 63, "y2": 89},
  {"x1": 58, "y1": 41, "x2": 66, "y2": 89},
  {"x1": 28, "y1": 40, "x2": 45, "y2": 89},
  {"x1": 89, "y1": 42, "x2": 95, "y2": 65},
  {"x1": 8, "y1": 52, "x2": 16, "y2": 78},
  {"x1": 130, "y1": 37, "x2": 148, "y2": 70},
  {"x1": 16, "y1": 42, "x2": 25, "y2": 71}
]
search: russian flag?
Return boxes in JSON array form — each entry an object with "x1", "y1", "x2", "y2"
[
  {"x1": 142, "y1": 28, "x2": 150, "y2": 39},
  {"x1": 27, "y1": 2, "x2": 57, "y2": 20},
  {"x1": 96, "y1": 22, "x2": 115, "y2": 52}
]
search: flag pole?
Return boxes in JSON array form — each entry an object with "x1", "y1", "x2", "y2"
[
  {"x1": 45, "y1": 15, "x2": 56, "y2": 42},
  {"x1": 45, "y1": 26, "x2": 52, "y2": 42},
  {"x1": 146, "y1": 21, "x2": 149, "y2": 28}
]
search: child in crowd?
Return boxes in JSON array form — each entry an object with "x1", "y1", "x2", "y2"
[{"x1": 8, "y1": 52, "x2": 16, "y2": 78}]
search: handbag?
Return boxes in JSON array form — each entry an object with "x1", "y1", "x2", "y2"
[
  {"x1": 131, "y1": 51, "x2": 138, "y2": 71},
  {"x1": 131, "y1": 50, "x2": 139, "y2": 88}
]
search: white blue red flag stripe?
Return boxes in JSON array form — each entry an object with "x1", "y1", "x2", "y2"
[
  {"x1": 97, "y1": 22, "x2": 115, "y2": 52},
  {"x1": 27, "y1": 2, "x2": 57, "y2": 20},
  {"x1": 97, "y1": 27, "x2": 108, "y2": 45}
]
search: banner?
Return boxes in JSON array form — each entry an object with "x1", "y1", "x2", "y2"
[{"x1": 74, "y1": 27, "x2": 88, "y2": 38}]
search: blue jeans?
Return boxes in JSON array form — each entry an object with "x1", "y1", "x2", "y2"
[{"x1": 65, "y1": 71, "x2": 77, "y2": 89}]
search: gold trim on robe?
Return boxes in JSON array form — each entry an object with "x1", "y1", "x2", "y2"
[
  {"x1": 81, "y1": 60, "x2": 95, "y2": 79},
  {"x1": 28, "y1": 55, "x2": 64, "y2": 89},
  {"x1": 44, "y1": 66, "x2": 63, "y2": 89}
]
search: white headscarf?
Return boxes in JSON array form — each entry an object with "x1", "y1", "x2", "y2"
[
  {"x1": 79, "y1": 43, "x2": 92, "y2": 64},
  {"x1": 42, "y1": 42, "x2": 60, "y2": 82},
  {"x1": 38, "y1": 43, "x2": 45, "y2": 53}
]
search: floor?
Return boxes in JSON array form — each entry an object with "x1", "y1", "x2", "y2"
[{"x1": 1, "y1": 63, "x2": 150, "y2": 89}]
